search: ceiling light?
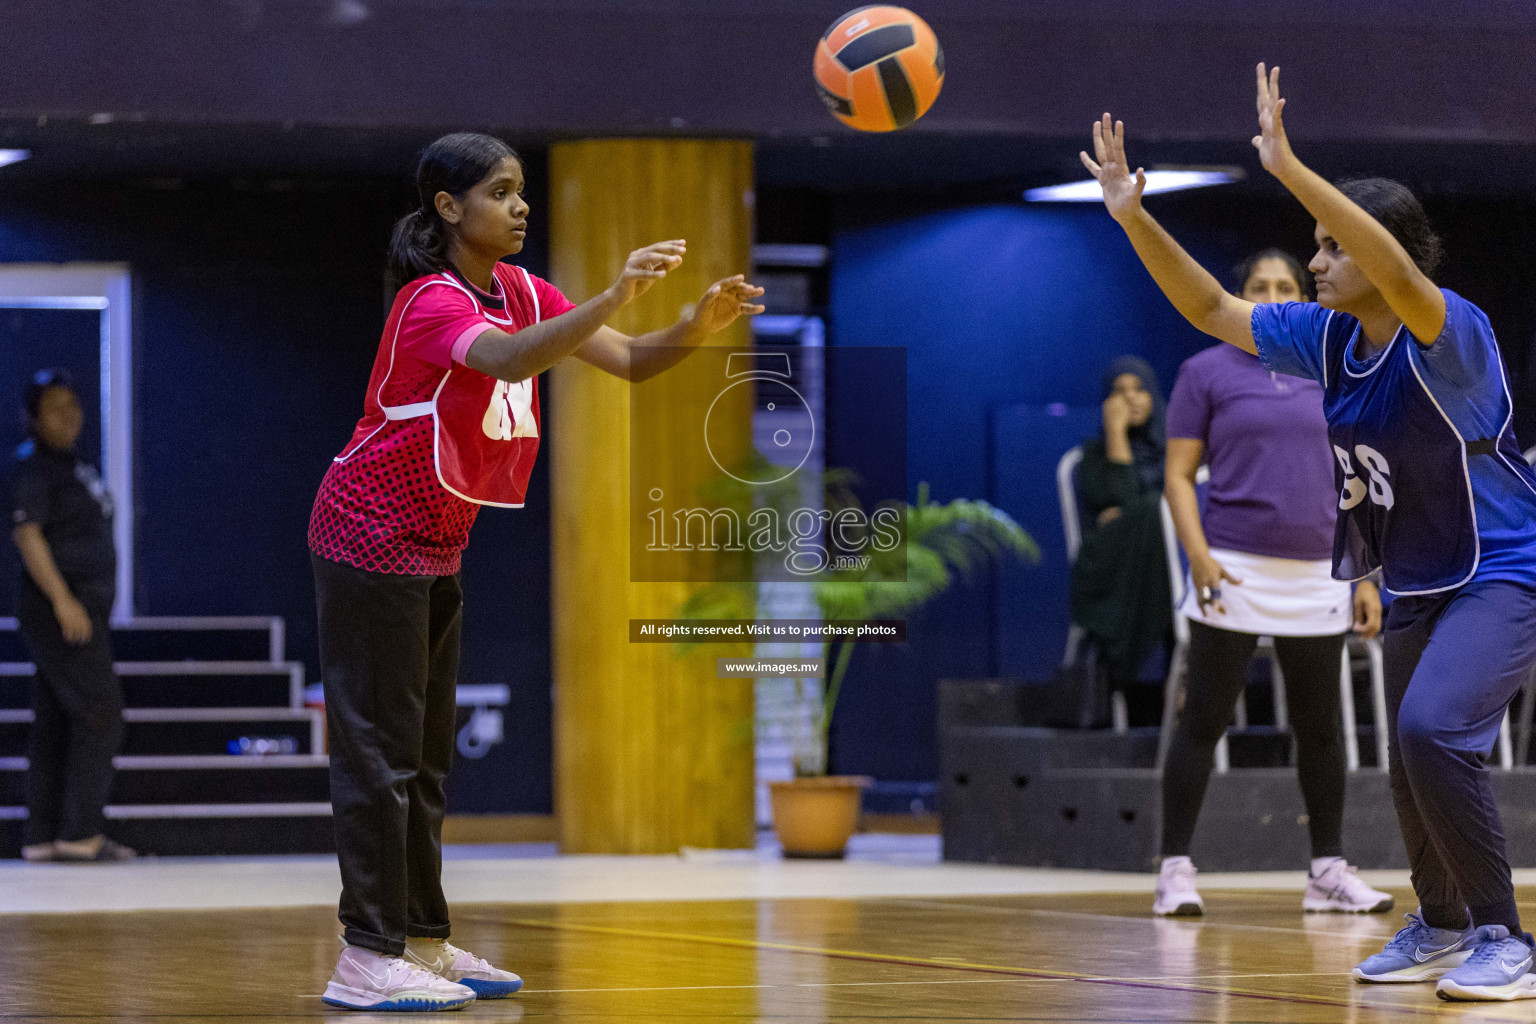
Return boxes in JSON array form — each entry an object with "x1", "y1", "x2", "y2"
[
  {"x1": 0, "y1": 150, "x2": 29, "y2": 169},
  {"x1": 1025, "y1": 167, "x2": 1244, "y2": 202}
]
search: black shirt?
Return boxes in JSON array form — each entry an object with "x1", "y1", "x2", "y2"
[{"x1": 9, "y1": 440, "x2": 116, "y2": 591}]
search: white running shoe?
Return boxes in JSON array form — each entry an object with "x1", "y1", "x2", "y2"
[
  {"x1": 321, "y1": 942, "x2": 477, "y2": 1011},
  {"x1": 1303, "y1": 859, "x2": 1394, "y2": 913},
  {"x1": 405, "y1": 937, "x2": 524, "y2": 998},
  {"x1": 1153, "y1": 856, "x2": 1204, "y2": 917}
]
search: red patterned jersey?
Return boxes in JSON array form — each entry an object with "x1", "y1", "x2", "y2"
[{"x1": 309, "y1": 263, "x2": 575, "y2": 575}]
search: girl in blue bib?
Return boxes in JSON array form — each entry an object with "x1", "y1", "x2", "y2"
[{"x1": 1081, "y1": 65, "x2": 1536, "y2": 1002}]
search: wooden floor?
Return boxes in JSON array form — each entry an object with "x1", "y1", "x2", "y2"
[{"x1": 7, "y1": 884, "x2": 1536, "y2": 1021}]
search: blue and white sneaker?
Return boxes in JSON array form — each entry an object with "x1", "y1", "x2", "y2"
[
  {"x1": 405, "y1": 938, "x2": 524, "y2": 998},
  {"x1": 1436, "y1": 925, "x2": 1536, "y2": 1001},
  {"x1": 322, "y1": 942, "x2": 476, "y2": 1011},
  {"x1": 1352, "y1": 910, "x2": 1475, "y2": 983}
]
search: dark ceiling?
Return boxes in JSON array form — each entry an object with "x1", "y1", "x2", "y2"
[{"x1": 0, "y1": 0, "x2": 1532, "y2": 193}]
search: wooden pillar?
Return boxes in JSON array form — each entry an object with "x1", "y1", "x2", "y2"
[{"x1": 549, "y1": 139, "x2": 756, "y2": 853}]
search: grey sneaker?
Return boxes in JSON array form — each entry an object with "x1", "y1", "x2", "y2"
[
  {"x1": 1352, "y1": 910, "x2": 1476, "y2": 983},
  {"x1": 321, "y1": 942, "x2": 477, "y2": 1011},
  {"x1": 1436, "y1": 926, "x2": 1536, "y2": 1001},
  {"x1": 405, "y1": 938, "x2": 524, "y2": 998}
]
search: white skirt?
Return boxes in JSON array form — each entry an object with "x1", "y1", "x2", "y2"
[{"x1": 1179, "y1": 547, "x2": 1353, "y2": 637}]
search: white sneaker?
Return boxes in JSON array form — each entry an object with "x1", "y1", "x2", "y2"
[
  {"x1": 1153, "y1": 856, "x2": 1204, "y2": 916},
  {"x1": 405, "y1": 937, "x2": 524, "y2": 998},
  {"x1": 321, "y1": 942, "x2": 477, "y2": 1011},
  {"x1": 1303, "y1": 859, "x2": 1394, "y2": 913}
]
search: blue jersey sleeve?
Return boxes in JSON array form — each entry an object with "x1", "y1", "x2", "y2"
[
  {"x1": 1418, "y1": 289, "x2": 1495, "y2": 391},
  {"x1": 1251, "y1": 301, "x2": 1334, "y2": 384}
]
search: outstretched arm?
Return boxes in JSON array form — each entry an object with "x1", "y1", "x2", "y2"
[
  {"x1": 573, "y1": 275, "x2": 766, "y2": 382},
  {"x1": 1081, "y1": 115, "x2": 1257, "y2": 354},
  {"x1": 1252, "y1": 63, "x2": 1444, "y2": 343},
  {"x1": 464, "y1": 240, "x2": 684, "y2": 382}
]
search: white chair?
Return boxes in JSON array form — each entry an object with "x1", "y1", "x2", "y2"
[
  {"x1": 1156, "y1": 490, "x2": 1395, "y2": 774},
  {"x1": 1057, "y1": 446, "x2": 1088, "y2": 669},
  {"x1": 1514, "y1": 446, "x2": 1536, "y2": 766},
  {"x1": 1056, "y1": 445, "x2": 1128, "y2": 733}
]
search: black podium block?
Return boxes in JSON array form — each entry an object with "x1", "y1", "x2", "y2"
[{"x1": 939, "y1": 681, "x2": 1536, "y2": 872}]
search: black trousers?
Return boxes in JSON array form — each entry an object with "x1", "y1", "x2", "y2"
[
  {"x1": 18, "y1": 581, "x2": 122, "y2": 846},
  {"x1": 312, "y1": 554, "x2": 462, "y2": 956},
  {"x1": 1161, "y1": 620, "x2": 1347, "y2": 859}
]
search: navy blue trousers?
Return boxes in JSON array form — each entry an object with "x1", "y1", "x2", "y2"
[{"x1": 1385, "y1": 580, "x2": 1536, "y2": 933}]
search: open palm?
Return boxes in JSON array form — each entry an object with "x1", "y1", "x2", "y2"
[
  {"x1": 1079, "y1": 114, "x2": 1145, "y2": 223},
  {"x1": 1253, "y1": 62, "x2": 1296, "y2": 177}
]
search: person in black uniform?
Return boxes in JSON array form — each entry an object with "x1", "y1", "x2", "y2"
[{"x1": 9, "y1": 370, "x2": 134, "y2": 862}]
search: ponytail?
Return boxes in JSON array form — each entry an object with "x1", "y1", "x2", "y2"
[
  {"x1": 386, "y1": 132, "x2": 521, "y2": 292},
  {"x1": 387, "y1": 208, "x2": 448, "y2": 292}
]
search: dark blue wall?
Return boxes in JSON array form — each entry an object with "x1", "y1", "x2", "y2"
[
  {"x1": 825, "y1": 199, "x2": 1209, "y2": 782},
  {"x1": 0, "y1": 159, "x2": 556, "y2": 813}
]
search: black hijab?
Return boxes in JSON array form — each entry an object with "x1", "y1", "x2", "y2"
[{"x1": 1101, "y1": 355, "x2": 1166, "y2": 491}]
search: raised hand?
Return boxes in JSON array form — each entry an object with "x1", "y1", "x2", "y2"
[
  {"x1": 1080, "y1": 114, "x2": 1146, "y2": 223},
  {"x1": 687, "y1": 275, "x2": 766, "y2": 336},
  {"x1": 1101, "y1": 392, "x2": 1131, "y2": 437},
  {"x1": 610, "y1": 240, "x2": 686, "y2": 304},
  {"x1": 1253, "y1": 62, "x2": 1297, "y2": 178}
]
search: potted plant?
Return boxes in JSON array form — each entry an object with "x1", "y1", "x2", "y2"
[{"x1": 680, "y1": 479, "x2": 1037, "y2": 857}]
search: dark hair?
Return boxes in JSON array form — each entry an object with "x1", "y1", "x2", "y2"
[
  {"x1": 22, "y1": 368, "x2": 75, "y2": 438},
  {"x1": 1336, "y1": 177, "x2": 1443, "y2": 277},
  {"x1": 25, "y1": 368, "x2": 75, "y2": 419},
  {"x1": 387, "y1": 132, "x2": 521, "y2": 291},
  {"x1": 1232, "y1": 248, "x2": 1310, "y2": 300}
]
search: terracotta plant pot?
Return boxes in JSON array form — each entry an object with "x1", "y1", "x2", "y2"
[{"x1": 769, "y1": 775, "x2": 873, "y2": 859}]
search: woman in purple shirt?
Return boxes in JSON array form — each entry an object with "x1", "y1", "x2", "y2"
[{"x1": 1153, "y1": 250, "x2": 1388, "y2": 917}]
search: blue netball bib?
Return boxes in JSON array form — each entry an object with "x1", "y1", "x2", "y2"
[{"x1": 1254, "y1": 293, "x2": 1536, "y2": 595}]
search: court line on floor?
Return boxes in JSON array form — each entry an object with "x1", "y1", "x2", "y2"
[
  {"x1": 495, "y1": 915, "x2": 1534, "y2": 1022},
  {"x1": 888, "y1": 897, "x2": 1395, "y2": 940},
  {"x1": 518, "y1": 972, "x2": 1346, "y2": 995},
  {"x1": 523, "y1": 978, "x2": 1027, "y2": 994},
  {"x1": 523, "y1": 983, "x2": 774, "y2": 994}
]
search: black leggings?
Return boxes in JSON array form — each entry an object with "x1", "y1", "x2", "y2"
[{"x1": 1161, "y1": 620, "x2": 1347, "y2": 859}]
